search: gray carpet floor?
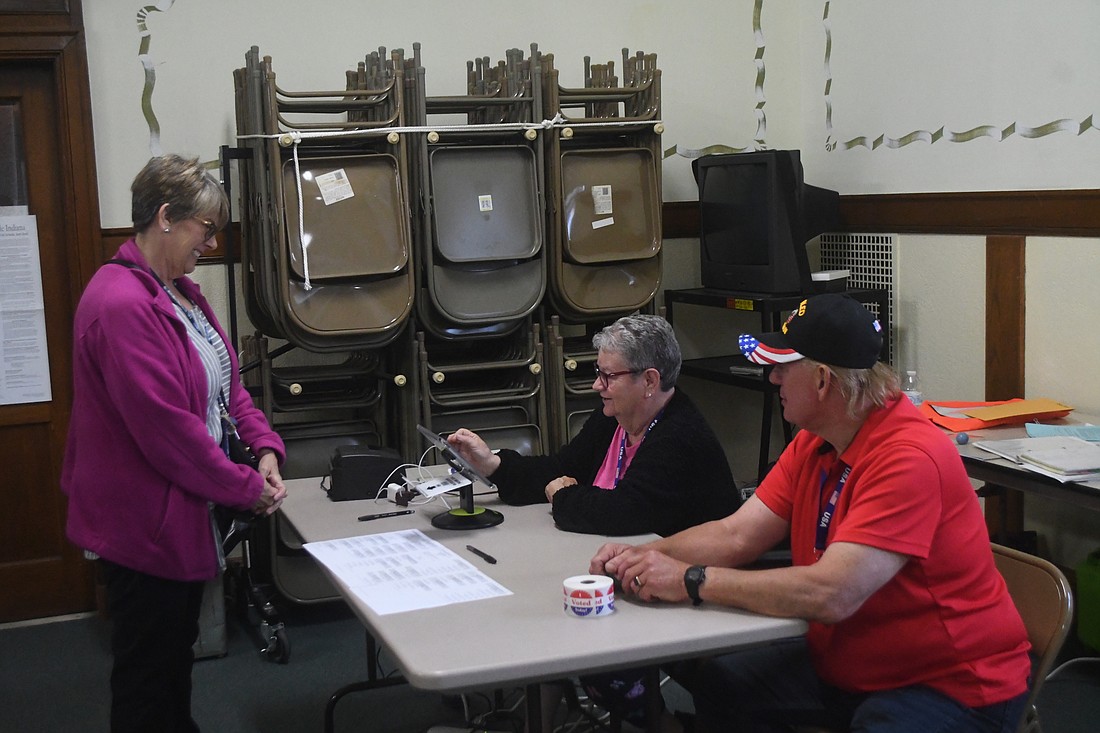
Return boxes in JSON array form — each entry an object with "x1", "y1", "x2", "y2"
[
  {"x1": 0, "y1": 594, "x2": 694, "y2": 733},
  {"x1": 0, "y1": 600, "x2": 508, "y2": 733},
  {"x1": 6, "y1": 596, "x2": 1096, "y2": 733}
]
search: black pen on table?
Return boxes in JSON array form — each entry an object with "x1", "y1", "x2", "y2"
[
  {"x1": 357, "y1": 509, "x2": 414, "y2": 522},
  {"x1": 466, "y1": 544, "x2": 497, "y2": 564}
]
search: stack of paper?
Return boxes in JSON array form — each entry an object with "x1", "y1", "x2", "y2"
[
  {"x1": 1019, "y1": 440, "x2": 1100, "y2": 476},
  {"x1": 973, "y1": 436, "x2": 1081, "y2": 463},
  {"x1": 974, "y1": 436, "x2": 1100, "y2": 483},
  {"x1": 1025, "y1": 423, "x2": 1100, "y2": 441}
]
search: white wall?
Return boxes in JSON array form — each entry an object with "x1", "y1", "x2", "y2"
[
  {"x1": 1026, "y1": 238, "x2": 1100, "y2": 416},
  {"x1": 83, "y1": 0, "x2": 1100, "y2": 563},
  {"x1": 893, "y1": 234, "x2": 987, "y2": 401},
  {"x1": 84, "y1": 1, "x2": 1100, "y2": 210},
  {"x1": 1023, "y1": 238, "x2": 1100, "y2": 561},
  {"x1": 797, "y1": 0, "x2": 1100, "y2": 194}
]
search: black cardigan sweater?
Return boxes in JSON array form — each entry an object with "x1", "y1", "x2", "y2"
[{"x1": 489, "y1": 390, "x2": 741, "y2": 536}]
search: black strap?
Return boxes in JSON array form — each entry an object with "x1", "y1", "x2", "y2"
[
  {"x1": 107, "y1": 258, "x2": 167, "y2": 288},
  {"x1": 106, "y1": 257, "x2": 144, "y2": 272}
]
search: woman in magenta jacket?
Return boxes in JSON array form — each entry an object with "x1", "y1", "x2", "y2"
[{"x1": 62, "y1": 154, "x2": 286, "y2": 732}]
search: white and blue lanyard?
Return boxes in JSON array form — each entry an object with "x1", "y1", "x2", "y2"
[
  {"x1": 814, "y1": 463, "x2": 851, "y2": 559},
  {"x1": 156, "y1": 276, "x2": 235, "y2": 572},
  {"x1": 613, "y1": 411, "x2": 663, "y2": 488},
  {"x1": 155, "y1": 277, "x2": 236, "y2": 453}
]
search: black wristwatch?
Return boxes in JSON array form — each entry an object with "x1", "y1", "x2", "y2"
[{"x1": 684, "y1": 565, "x2": 707, "y2": 606}]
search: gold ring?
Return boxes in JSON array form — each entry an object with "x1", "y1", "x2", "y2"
[{"x1": 632, "y1": 575, "x2": 643, "y2": 588}]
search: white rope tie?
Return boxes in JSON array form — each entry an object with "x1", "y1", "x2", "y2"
[
  {"x1": 290, "y1": 137, "x2": 312, "y2": 290},
  {"x1": 249, "y1": 112, "x2": 659, "y2": 292},
  {"x1": 235, "y1": 113, "x2": 659, "y2": 143}
]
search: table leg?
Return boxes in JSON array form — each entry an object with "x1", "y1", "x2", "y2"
[
  {"x1": 525, "y1": 682, "x2": 544, "y2": 733},
  {"x1": 644, "y1": 666, "x2": 663, "y2": 733},
  {"x1": 324, "y1": 676, "x2": 406, "y2": 733},
  {"x1": 759, "y1": 390, "x2": 773, "y2": 481},
  {"x1": 323, "y1": 630, "x2": 407, "y2": 732}
]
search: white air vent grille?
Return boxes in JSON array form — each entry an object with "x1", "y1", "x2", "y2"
[{"x1": 819, "y1": 233, "x2": 897, "y2": 365}]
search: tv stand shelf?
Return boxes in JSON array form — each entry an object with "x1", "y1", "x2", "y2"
[
  {"x1": 680, "y1": 355, "x2": 766, "y2": 386},
  {"x1": 665, "y1": 287, "x2": 890, "y2": 481}
]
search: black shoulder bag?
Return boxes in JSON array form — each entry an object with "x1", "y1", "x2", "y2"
[{"x1": 219, "y1": 394, "x2": 260, "y2": 470}]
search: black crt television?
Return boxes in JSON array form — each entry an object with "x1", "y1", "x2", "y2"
[{"x1": 692, "y1": 149, "x2": 841, "y2": 294}]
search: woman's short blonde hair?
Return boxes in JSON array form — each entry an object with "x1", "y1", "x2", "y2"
[{"x1": 130, "y1": 154, "x2": 228, "y2": 234}]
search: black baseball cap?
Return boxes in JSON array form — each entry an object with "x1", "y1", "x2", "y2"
[{"x1": 738, "y1": 294, "x2": 883, "y2": 369}]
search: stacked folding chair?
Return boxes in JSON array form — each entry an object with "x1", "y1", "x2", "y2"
[
  {"x1": 405, "y1": 44, "x2": 549, "y2": 458},
  {"x1": 230, "y1": 44, "x2": 665, "y2": 467},
  {"x1": 537, "y1": 48, "x2": 664, "y2": 449},
  {"x1": 234, "y1": 45, "x2": 418, "y2": 440},
  {"x1": 232, "y1": 46, "x2": 422, "y2": 610},
  {"x1": 540, "y1": 48, "x2": 664, "y2": 322},
  {"x1": 234, "y1": 45, "x2": 415, "y2": 354},
  {"x1": 405, "y1": 43, "x2": 546, "y2": 340},
  {"x1": 543, "y1": 315, "x2": 600, "y2": 450},
  {"x1": 414, "y1": 325, "x2": 547, "y2": 457}
]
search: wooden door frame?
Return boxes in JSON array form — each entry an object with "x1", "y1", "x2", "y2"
[
  {"x1": 1, "y1": 0, "x2": 102, "y2": 293},
  {"x1": 1, "y1": 0, "x2": 103, "y2": 617}
]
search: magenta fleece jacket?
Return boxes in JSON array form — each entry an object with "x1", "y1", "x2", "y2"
[{"x1": 61, "y1": 240, "x2": 284, "y2": 581}]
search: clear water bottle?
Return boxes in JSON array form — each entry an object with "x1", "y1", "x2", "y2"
[{"x1": 902, "y1": 370, "x2": 923, "y2": 406}]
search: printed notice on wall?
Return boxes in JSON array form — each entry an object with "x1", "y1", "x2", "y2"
[{"x1": 0, "y1": 215, "x2": 52, "y2": 405}]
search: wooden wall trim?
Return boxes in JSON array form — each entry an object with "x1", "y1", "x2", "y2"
[
  {"x1": 983, "y1": 235, "x2": 1027, "y2": 538},
  {"x1": 984, "y1": 236, "x2": 1026, "y2": 401},
  {"x1": 101, "y1": 225, "x2": 240, "y2": 264},
  {"x1": 839, "y1": 190, "x2": 1100, "y2": 237},
  {"x1": 100, "y1": 188, "x2": 1100, "y2": 263},
  {"x1": 661, "y1": 189, "x2": 1100, "y2": 240},
  {"x1": 662, "y1": 200, "x2": 701, "y2": 239}
]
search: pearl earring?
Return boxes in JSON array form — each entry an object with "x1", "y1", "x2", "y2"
[{"x1": 164, "y1": 227, "x2": 171, "y2": 233}]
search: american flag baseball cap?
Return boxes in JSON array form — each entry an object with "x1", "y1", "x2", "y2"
[{"x1": 738, "y1": 294, "x2": 882, "y2": 369}]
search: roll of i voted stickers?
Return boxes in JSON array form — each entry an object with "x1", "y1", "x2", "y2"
[{"x1": 563, "y1": 574, "x2": 615, "y2": 618}]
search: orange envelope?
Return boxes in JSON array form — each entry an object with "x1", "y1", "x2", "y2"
[
  {"x1": 962, "y1": 398, "x2": 1074, "y2": 421},
  {"x1": 919, "y1": 398, "x2": 1073, "y2": 432}
]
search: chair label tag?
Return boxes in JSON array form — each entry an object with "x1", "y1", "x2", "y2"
[{"x1": 316, "y1": 168, "x2": 355, "y2": 206}]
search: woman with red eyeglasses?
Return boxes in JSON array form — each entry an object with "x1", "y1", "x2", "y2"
[
  {"x1": 446, "y1": 313, "x2": 740, "y2": 538},
  {"x1": 448, "y1": 313, "x2": 741, "y2": 729}
]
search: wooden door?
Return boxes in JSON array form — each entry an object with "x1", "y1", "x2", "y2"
[{"x1": 0, "y1": 2, "x2": 102, "y2": 621}]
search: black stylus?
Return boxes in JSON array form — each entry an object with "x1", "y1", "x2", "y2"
[{"x1": 358, "y1": 509, "x2": 414, "y2": 522}]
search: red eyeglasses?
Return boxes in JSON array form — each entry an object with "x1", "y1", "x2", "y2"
[{"x1": 593, "y1": 365, "x2": 641, "y2": 388}]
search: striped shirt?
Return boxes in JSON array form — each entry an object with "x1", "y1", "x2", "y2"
[{"x1": 170, "y1": 300, "x2": 231, "y2": 442}]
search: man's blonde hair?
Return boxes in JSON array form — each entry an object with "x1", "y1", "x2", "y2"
[{"x1": 808, "y1": 360, "x2": 900, "y2": 419}]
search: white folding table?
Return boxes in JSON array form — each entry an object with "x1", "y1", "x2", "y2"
[{"x1": 279, "y1": 476, "x2": 807, "y2": 732}]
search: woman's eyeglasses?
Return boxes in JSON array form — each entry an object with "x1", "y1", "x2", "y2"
[
  {"x1": 195, "y1": 218, "x2": 220, "y2": 241},
  {"x1": 593, "y1": 365, "x2": 641, "y2": 388}
]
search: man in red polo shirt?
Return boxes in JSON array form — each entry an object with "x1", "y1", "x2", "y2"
[{"x1": 590, "y1": 294, "x2": 1031, "y2": 733}]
